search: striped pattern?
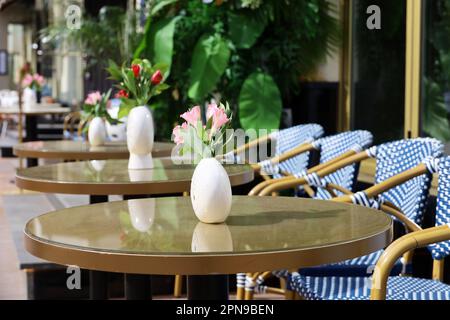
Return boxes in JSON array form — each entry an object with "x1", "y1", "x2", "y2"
[
  {"x1": 259, "y1": 124, "x2": 324, "y2": 178},
  {"x1": 428, "y1": 157, "x2": 450, "y2": 260},
  {"x1": 290, "y1": 274, "x2": 450, "y2": 300}
]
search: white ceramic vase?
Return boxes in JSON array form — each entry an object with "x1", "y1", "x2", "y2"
[
  {"x1": 22, "y1": 88, "x2": 36, "y2": 110},
  {"x1": 127, "y1": 106, "x2": 154, "y2": 170},
  {"x1": 88, "y1": 117, "x2": 107, "y2": 146},
  {"x1": 190, "y1": 158, "x2": 232, "y2": 223}
]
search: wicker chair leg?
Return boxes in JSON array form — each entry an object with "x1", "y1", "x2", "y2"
[
  {"x1": 236, "y1": 273, "x2": 246, "y2": 300},
  {"x1": 173, "y1": 275, "x2": 183, "y2": 298}
]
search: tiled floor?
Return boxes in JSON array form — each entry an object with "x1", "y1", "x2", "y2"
[
  {"x1": 0, "y1": 157, "x2": 282, "y2": 300},
  {"x1": 0, "y1": 158, "x2": 27, "y2": 299}
]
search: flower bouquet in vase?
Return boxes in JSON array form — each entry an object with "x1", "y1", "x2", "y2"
[
  {"x1": 107, "y1": 59, "x2": 169, "y2": 169},
  {"x1": 172, "y1": 102, "x2": 234, "y2": 223},
  {"x1": 21, "y1": 73, "x2": 45, "y2": 107},
  {"x1": 82, "y1": 90, "x2": 117, "y2": 146}
]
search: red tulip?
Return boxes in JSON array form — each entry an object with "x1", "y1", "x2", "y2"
[
  {"x1": 115, "y1": 89, "x2": 129, "y2": 98},
  {"x1": 151, "y1": 70, "x2": 163, "y2": 85},
  {"x1": 131, "y1": 64, "x2": 140, "y2": 78}
]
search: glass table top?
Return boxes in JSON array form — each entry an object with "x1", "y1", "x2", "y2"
[
  {"x1": 25, "y1": 196, "x2": 392, "y2": 274},
  {"x1": 13, "y1": 140, "x2": 174, "y2": 159},
  {"x1": 15, "y1": 158, "x2": 254, "y2": 195}
]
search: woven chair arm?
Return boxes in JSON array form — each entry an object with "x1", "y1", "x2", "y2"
[
  {"x1": 371, "y1": 224, "x2": 450, "y2": 300},
  {"x1": 259, "y1": 150, "x2": 370, "y2": 196},
  {"x1": 334, "y1": 163, "x2": 428, "y2": 203}
]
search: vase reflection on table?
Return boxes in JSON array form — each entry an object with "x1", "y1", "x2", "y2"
[
  {"x1": 191, "y1": 222, "x2": 233, "y2": 253},
  {"x1": 128, "y1": 199, "x2": 155, "y2": 233}
]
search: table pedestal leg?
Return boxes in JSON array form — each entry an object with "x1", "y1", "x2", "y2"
[
  {"x1": 25, "y1": 116, "x2": 37, "y2": 141},
  {"x1": 187, "y1": 275, "x2": 229, "y2": 300},
  {"x1": 89, "y1": 195, "x2": 108, "y2": 204},
  {"x1": 124, "y1": 274, "x2": 152, "y2": 300},
  {"x1": 26, "y1": 158, "x2": 38, "y2": 167},
  {"x1": 89, "y1": 271, "x2": 108, "y2": 300},
  {"x1": 88, "y1": 195, "x2": 109, "y2": 299}
]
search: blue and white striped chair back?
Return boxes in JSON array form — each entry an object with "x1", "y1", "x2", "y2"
[
  {"x1": 313, "y1": 130, "x2": 373, "y2": 199},
  {"x1": 272, "y1": 124, "x2": 324, "y2": 178},
  {"x1": 374, "y1": 138, "x2": 443, "y2": 225},
  {"x1": 429, "y1": 156, "x2": 450, "y2": 260}
]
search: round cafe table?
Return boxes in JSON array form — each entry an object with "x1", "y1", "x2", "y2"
[
  {"x1": 24, "y1": 196, "x2": 392, "y2": 300},
  {"x1": 0, "y1": 103, "x2": 68, "y2": 142},
  {"x1": 13, "y1": 140, "x2": 174, "y2": 167},
  {"x1": 15, "y1": 158, "x2": 253, "y2": 200},
  {"x1": 16, "y1": 158, "x2": 254, "y2": 300}
]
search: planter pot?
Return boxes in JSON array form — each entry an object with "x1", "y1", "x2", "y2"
[
  {"x1": 190, "y1": 158, "x2": 232, "y2": 223},
  {"x1": 191, "y1": 222, "x2": 233, "y2": 252},
  {"x1": 127, "y1": 106, "x2": 154, "y2": 169},
  {"x1": 88, "y1": 117, "x2": 107, "y2": 146}
]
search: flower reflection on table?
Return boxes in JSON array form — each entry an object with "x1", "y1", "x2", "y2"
[{"x1": 191, "y1": 222, "x2": 233, "y2": 253}]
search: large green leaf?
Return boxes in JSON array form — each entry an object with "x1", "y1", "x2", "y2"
[
  {"x1": 188, "y1": 35, "x2": 230, "y2": 101},
  {"x1": 228, "y1": 13, "x2": 266, "y2": 49},
  {"x1": 423, "y1": 79, "x2": 450, "y2": 141},
  {"x1": 133, "y1": 17, "x2": 179, "y2": 78},
  {"x1": 238, "y1": 72, "x2": 282, "y2": 132},
  {"x1": 150, "y1": 0, "x2": 179, "y2": 16}
]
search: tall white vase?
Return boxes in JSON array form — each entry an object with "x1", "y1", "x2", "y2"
[
  {"x1": 88, "y1": 117, "x2": 107, "y2": 146},
  {"x1": 190, "y1": 158, "x2": 232, "y2": 223},
  {"x1": 22, "y1": 88, "x2": 36, "y2": 110},
  {"x1": 127, "y1": 106, "x2": 154, "y2": 169}
]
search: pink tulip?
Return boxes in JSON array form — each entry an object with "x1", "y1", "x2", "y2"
[
  {"x1": 84, "y1": 91, "x2": 102, "y2": 105},
  {"x1": 207, "y1": 103, "x2": 229, "y2": 131},
  {"x1": 180, "y1": 106, "x2": 201, "y2": 126},
  {"x1": 22, "y1": 74, "x2": 33, "y2": 87},
  {"x1": 172, "y1": 122, "x2": 187, "y2": 145}
]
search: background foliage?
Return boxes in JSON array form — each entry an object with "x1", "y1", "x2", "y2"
[
  {"x1": 41, "y1": 0, "x2": 340, "y2": 140},
  {"x1": 136, "y1": 0, "x2": 340, "y2": 139}
]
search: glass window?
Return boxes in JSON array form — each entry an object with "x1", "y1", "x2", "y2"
[
  {"x1": 421, "y1": 0, "x2": 450, "y2": 150},
  {"x1": 351, "y1": 0, "x2": 407, "y2": 145}
]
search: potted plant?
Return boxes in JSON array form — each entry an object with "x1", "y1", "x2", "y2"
[
  {"x1": 172, "y1": 102, "x2": 234, "y2": 223},
  {"x1": 21, "y1": 73, "x2": 45, "y2": 106},
  {"x1": 82, "y1": 89, "x2": 115, "y2": 146},
  {"x1": 107, "y1": 58, "x2": 169, "y2": 169}
]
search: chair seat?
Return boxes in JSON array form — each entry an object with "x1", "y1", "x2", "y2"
[
  {"x1": 298, "y1": 250, "x2": 406, "y2": 277},
  {"x1": 290, "y1": 273, "x2": 450, "y2": 300}
]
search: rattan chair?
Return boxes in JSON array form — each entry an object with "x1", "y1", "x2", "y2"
[
  {"x1": 290, "y1": 156, "x2": 450, "y2": 300},
  {"x1": 245, "y1": 138, "x2": 443, "y2": 299},
  {"x1": 227, "y1": 123, "x2": 324, "y2": 178},
  {"x1": 63, "y1": 112, "x2": 83, "y2": 140},
  {"x1": 238, "y1": 130, "x2": 374, "y2": 299}
]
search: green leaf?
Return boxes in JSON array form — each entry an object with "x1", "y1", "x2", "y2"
[
  {"x1": 136, "y1": 17, "x2": 180, "y2": 78},
  {"x1": 188, "y1": 35, "x2": 230, "y2": 101},
  {"x1": 150, "y1": 0, "x2": 179, "y2": 17},
  {"x1": 228, "y1": 13, "x2": 266, "y2": 49},
  {"x1": 238, "y1": 71, "x2": 282, "y2": 132}
]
